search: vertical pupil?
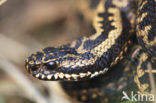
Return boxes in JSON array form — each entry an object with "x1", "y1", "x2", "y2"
[{"x1": 46, "y1": 61, "x2": 57, "y2": 70}]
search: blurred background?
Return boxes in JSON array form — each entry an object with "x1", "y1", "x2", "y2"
[
  {"x1": 0, "y1": 0, "x2": 94, "y2": 103},
  {"x1": 1, "y1": 0, "x2": 156, "y2": 103}
]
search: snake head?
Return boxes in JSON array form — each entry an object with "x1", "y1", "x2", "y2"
[
  {"x1": 25, "y1": 46, "x2": 109, "y2": 81},
  {"x1": 25, "y1": 47, "x2": 101, "y2": 81}
]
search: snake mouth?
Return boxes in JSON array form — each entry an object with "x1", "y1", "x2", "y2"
[
  {"x1": 30, "y1": 65, "x2": 92, "y2": 81},
  {"x1": 27, "y1": 65, "x2": 108, "y2": 81},
  {"x1": 33, "y1": 71, "x2": 93, "y2": 81}
]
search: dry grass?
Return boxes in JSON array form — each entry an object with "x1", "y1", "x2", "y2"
[
  {"x1": 0, "y1": 0, "x2": 7, "y2": 6},
  {"x1": 0, "y1": 0, "x2": 89, "y2": 103}
]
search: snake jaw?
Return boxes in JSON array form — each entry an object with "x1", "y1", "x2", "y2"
[
  {"x1": 28, "y1": 64, "x2": 109, "y2": 81},
  {"x1": 32, "y1": 71, "x2": 91, "y2": 81}
]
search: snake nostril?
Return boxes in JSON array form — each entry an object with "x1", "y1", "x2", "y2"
[{"x1": 31, "y1": 66, "x2": 40, "y2": 73}]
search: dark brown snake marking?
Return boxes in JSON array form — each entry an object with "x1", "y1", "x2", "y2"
[
  {"x1": 136, "y1": 0, "x2": 156, "y2": 62},
  {"x1": 24, "y1": 0, "x2": 156, "y2": 102}
]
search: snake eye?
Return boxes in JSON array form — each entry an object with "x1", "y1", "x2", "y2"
[{"x1": 45, "y1": 61, "x2": 57, "y2": 70}]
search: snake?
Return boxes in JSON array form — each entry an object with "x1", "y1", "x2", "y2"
[{"x1": 25, "y1": 0, "x2": 156, "y2": 102}]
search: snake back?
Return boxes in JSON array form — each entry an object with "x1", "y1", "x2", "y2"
[{"x1": 136, "y1": 0, "x2": 156, "y2": 62}]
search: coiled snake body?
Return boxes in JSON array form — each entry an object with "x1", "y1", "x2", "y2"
[{"x1": 25, "y1": 0, "x2": 156, "y2": 102}]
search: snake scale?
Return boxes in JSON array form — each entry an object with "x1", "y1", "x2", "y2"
[{"x1": 25, "y1": 0, "x2": 156, "y2": 102}]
